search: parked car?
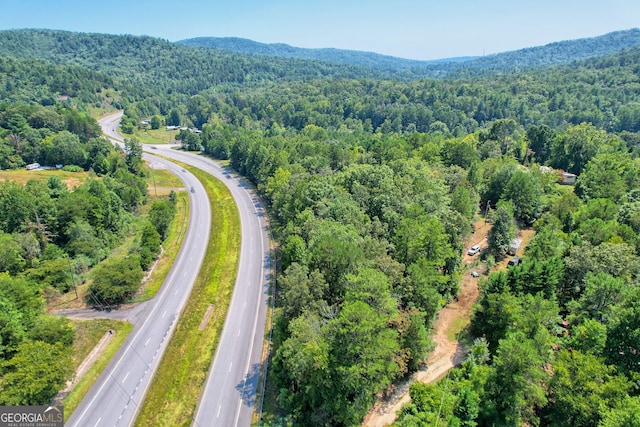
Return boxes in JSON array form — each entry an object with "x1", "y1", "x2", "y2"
[
  {"x1": 467, "y1": 245, "x2": 481, "y2": 256},
  {"x1": 507, "y1": 257, "x2": 522, "y2": 267},
  {"x1": 471, "y1": 270, "x2": 479, "y2": 277}
]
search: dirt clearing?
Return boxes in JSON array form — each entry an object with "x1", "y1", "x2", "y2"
[{"x1": 362, "y1": 220, "x2": 491, "y2": 427}]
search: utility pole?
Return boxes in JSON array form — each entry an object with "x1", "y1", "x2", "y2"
[
  {"x1": 66, "y1": 255, "x2": 78, "y2": 299},
  {"x1": 485, "y1": 200, "x2": 491, "y2": 225}
]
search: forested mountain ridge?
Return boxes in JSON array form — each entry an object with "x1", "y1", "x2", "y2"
[
  {"x1": 2, "y1": 28, "x2": 639, "y2": 90},
  {"x1": 0, "y1": 56, "x2": 119, "y2": 106},
  {"x1": 179, "y1": 28, "x2": 640, "y2": 77},
  {"x1": 0, "y1": 29, "x2": 395, "y2": 90},
  {"x1": 178, "y1": 36, "x2": 478, "y2": 76},
  {"x1": 4, "y1": 29, "x2": 640, "y2": 138}
]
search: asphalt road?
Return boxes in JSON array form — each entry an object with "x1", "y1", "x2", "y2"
[
  {"x1": 67, "y1": 112, "x2": 271, "y2": 427},
  {"x1": 67, "y1": 152, "x2": 211, "y2": 427},
  {"x1": 146, "y1": 146, "x2": 271, "y2": 427}
]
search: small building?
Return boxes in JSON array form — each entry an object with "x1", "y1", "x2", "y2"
[
  {"x1": 508, "y1": 238, "x2": 522, "y2": 256},
  {"x1": 559, "y1": 171, "x2": 577, "y2": 185}
]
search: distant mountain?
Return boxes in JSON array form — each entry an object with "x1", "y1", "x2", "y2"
[
  {"x1": 456, "y1": 28, "x2": 640, "y2": 74},
  {"x1": 178, "y1": 36, "x2": 478, "y2": 74},
  {"x1": 179, "y1": 28, "x2": 640, "y2": 77}
]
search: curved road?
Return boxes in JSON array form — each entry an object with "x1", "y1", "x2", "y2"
[
  {"x1": 67, "y1": 149, "x2": 211, "y2": 427},
  {"x1": 146, "y1": 146, "x2": 271, "y2": 427},
  {"x1": 68, "y1": 112, "x2": 271, "y2": 427}
]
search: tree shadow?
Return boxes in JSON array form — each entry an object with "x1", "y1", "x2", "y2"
[{"x1": 235, "y1": 362, "x2": 262, "y2": 407}]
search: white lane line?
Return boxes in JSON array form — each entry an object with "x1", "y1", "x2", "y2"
[
  {"x1": 122, "y1": 371, "x2": 130, "y2": 383},
  {"x1": 229, "y1": 362, "x2": 233, "y2": 372},
  {"x1": 175, "y1": 288, "x2": 179, "y2": 295},
  {"x1": 217, "y1": 405, "x2": 222, "y2": 418},
  {"x1": 144, "y1": 337, "x2": 150, "y2": 347},
  {"x1": 162, "y1": 310, "x2": 167, "y2": 318},
  {"x1": 94, "y1": 417, "x2": 101, "y2": 427}
]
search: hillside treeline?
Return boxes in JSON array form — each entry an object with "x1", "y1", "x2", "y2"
[{"x1": 121, "y1": 47, "x2": 640, "y2": 142}]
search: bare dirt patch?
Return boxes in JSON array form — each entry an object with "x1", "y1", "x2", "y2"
[
  {"x1": 362, "y1": 220, "x2": 491, "y2": 427},
  {"x1": 52, "y1": 329, "x2": 115, "y2": 405}
]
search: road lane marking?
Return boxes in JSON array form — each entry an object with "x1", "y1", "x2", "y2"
[
  {"x1": 217, "y1": 405, "x2": 222, "y2": 418},
  {"x1": 122, "y1": 372, "x2": 129, "y2": 383},
  {"x1": 94, "y1": 418, "x2": 101, "y2": 427},
  {"x1": 162, "y1": 310, "x2": 167, "y2": 318},
  {"x1": 229, "y1": 362, "x2": 233, "y2": 372},
  {"x1": 144, "y1": 337, "x2": 150, "y2": 347}
]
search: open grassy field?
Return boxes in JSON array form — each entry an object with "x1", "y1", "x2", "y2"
[
  {"x1": 0, "y1": 169, "x2": 90, "y2": 188},
  {"x1": 130, "y1": 127, "x2": 180, "y2": 145}
]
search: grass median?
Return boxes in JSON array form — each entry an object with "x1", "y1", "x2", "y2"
[{"x1": 135, "y1": 162, "x2": 241, "y2": 427}]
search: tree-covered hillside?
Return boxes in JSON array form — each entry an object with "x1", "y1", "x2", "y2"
[
  {"x1": 137, "y1": 46, "x2": 640, "y2": 139},
  {"x1": 0, "y1": 29, "x2": 392, "y2": 90},
  {"x1": 180, "y1": 28, "x2": 640, "y2": 78},
  {"x1": 178, "y1": 36, "x2": 478, "y2": 77},
  {"x1": 0, "y1": 56, "x2": 117, "y2": 106}
]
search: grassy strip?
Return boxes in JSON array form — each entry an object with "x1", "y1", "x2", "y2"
[
  {"x1": 135, "y1": 163, "x2": 241, "y2": 427},
  {"x1": 64, "y1": 319, "x2": 134, "y2": 421}
]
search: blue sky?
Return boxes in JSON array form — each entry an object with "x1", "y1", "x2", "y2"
[{"x1": 1, "y1": 0, "x2": 639, "y2": 60}]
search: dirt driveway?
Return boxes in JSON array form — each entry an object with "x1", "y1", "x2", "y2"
[{"x1": 362, "y1": 221, "x2": 491, "y2": 427}]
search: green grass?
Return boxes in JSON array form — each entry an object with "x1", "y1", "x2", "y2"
[
  {"x1": 64, "y1": 319, "x2": 133, "y2": 421},
  {"x1": 147, "y1": 167, "x2": 184, "y2": 190},
  {"x1": 0, "y1": 169, "x2": 89, "y2": 188},
  {"x1": 130, "y1": 127, "x2": 179, "y2": 145},
  {"x1": 134, "y1": 162, "x2": 241, "y2": 427},
  {"x1": 446, "y1": 316, "x2": 472, "y2": 343}
]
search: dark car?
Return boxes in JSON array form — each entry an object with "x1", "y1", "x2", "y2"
[{"x1": 507, "y1": 257, "x2": 522, "y2": 267}]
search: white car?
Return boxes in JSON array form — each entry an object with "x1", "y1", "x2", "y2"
[{"x1": 467, "y1": 245, "x2": 481, "y2": 256}]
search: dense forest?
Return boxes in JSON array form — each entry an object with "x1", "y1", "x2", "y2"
[{"x1": 1, "y1": 28, "x2": 640, "y2": 425}]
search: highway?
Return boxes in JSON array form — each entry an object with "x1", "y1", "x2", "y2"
[
  {"x1": 146, "y1": 146, "x2": 271, "y2": 427},
  {"x1": 67, "y1": 150, "x2": 211, "y2": 427},
  {"x1": 67, "y1": 111, "x2": 271, "y2": 427}
]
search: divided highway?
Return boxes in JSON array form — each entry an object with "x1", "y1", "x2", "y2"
[{"x1": 67, "y1": 112, "x2": 271, "y2": 427}]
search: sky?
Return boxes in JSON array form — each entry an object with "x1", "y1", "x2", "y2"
[{"x1": 1, "y1": 0, "x2": 639, "y2": 60}]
